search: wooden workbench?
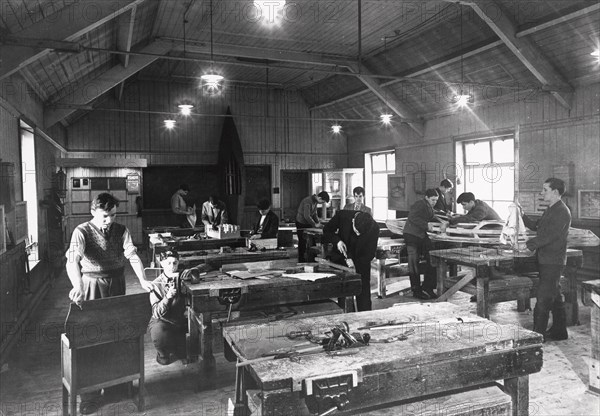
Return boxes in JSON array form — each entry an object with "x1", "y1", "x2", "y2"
[
  {"x1": 582, "y1": 279, "x2": 600, "y2": 395},
  {"x1": 430, "y1": 246, "x2": 583, "y2": 323},
  {"x1": 182, "y1": 261, "x2": 362, "y2": 372},
  {"x1": 224, "y1": 302, "x2": 543, "y2": 416},
  {"x1": 171, "y1": 247, "x2": 290, "y2": 270}
]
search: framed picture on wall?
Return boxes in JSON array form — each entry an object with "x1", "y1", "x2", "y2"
[
  {"x1": 126, "y1": 174, "x2": 141, "y2": 194},
  {"x1": 388, "y1": 175, "x2": 408, "y2": 211},
  {"x1": 578, "y1": 190, "x2": 600, "y2": 219}
]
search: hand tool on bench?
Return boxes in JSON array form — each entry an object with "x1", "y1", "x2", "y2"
[
  {"x1": 236, "y1": 345, "x2": 324, "y2": 367},
  {"x1": 315, "y1": 258, "x2": 355, "y2": 274}
]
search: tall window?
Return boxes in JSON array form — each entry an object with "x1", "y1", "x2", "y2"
[
  {"x1": 455, "y1": 135, "x2": 514, "y2": 219},
  {"x1": 365, "y1": 150, "x2": 396, "y2": 220},
  {"x1": 20, "y1": 120, "x2": 39, "y2": 263}
]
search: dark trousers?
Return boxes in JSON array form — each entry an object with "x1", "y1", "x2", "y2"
[
  {"x1": 149, "y1": 319, "x2": 187, "y2": 359},
  {"x1": 295, "y1": 222, "x2": 311, "y2": 262},
  {"x1": 176, "y1": 214, "x2": 190, "y2": 228},
  {"x1": 404, "y1": 234, "x2": 436, "y2": 291},
  {"x1": 82, "y1": 270, "x2": 126, "y2": 300},
  {"x1": 533, "y1": 264, "x2": 564, "y2": 334},
  {"x1": 329, "y1": 250, "x2": 372, "y2": 311}
]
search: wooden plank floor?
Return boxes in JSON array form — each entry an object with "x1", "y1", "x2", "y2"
[{"x1": 1, "y1": 254, "x2": 598, "y2": 415}]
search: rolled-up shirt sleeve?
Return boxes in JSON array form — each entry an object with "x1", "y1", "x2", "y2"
[
  {"x1": 65, "y1": 228, "x2": 85, "y2": 263},
  {"x1": 122, "y1": 228, "x2": 137, "y2": 259}
]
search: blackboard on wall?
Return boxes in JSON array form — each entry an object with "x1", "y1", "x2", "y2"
[
  {"x1": 142, "y1": 166, "x2": 220, "y2": 210},
  {"x1": 245, "y1": 165, "x2": 271, "y2": 206}
]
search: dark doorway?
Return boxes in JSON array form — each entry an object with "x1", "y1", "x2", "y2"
[{"x1": 280, "y1": 171, "x2": 309, "y2": 223}]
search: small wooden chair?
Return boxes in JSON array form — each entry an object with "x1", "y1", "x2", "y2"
[{"x1": 61, "y1": 293, "x2": 151, "y2": 416}]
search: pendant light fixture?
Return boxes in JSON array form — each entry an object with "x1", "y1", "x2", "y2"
[
  {"x1": 454, "y1": 5, "x2": 472, "y2": 107},
  {"x1": 164, "y1": 59, "x2": 176, "y2": 129},
  {"x1": 200, "y1": 0, "x2": 224, "y2": 95},
  {"x1": 178, "y1": 12, "x2": 194, "y2": 116},
  {"x1": 379, "y1": 33, "x2": 393, "y2": 125}
]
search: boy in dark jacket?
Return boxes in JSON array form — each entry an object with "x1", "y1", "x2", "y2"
[{"x1": 323, "y1": 211, "x2": 379, "y2": 311}]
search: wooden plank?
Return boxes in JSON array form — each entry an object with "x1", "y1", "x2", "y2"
[
  {"x1": 436, "y1": 272, "x2": 472, "y2": 302},
  {"x1": 56, "y1": 157, "x2": 147, "y2": 168}
]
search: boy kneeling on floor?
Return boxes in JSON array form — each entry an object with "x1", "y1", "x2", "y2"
[{"x1": 149, "y1": 249, "x2": 188, "y2": 365}]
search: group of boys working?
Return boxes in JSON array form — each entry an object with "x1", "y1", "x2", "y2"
[
  {"x1": 66, "y1": 176, "x2": 570, "y2": 413},
  {"x1": 404, "y1": 177, "x2": 571, "y2": 345}
]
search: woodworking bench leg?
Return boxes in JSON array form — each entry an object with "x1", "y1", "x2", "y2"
[
  {"x1": 476, "y1": 275, "x2": 490, "y2": 319},
  {"x1": 340, "y1": 296, "x2": 355, "y2": 313},
  {"x1": 69, "y1": 350, "x2": 77, "y2": 416},
  {"x1": 234, "y1": 365, "x2": 250, "y2": 416},
  {"x1": 376, "y1": 258, "x2": 386, "y2": 298},
  {"x1": 187, "y1": 306, "x2": 199, "y2": 363},
  {"x1": 435, "y1": 261, "x2": 448, "y2": 298},
  {"x1": 564, "y1": 266, "x2": 580, "y2": 326},
  {"x1": 138, "y1": 336, "x2": 145, "y2": 411},
  {"x1": 62, "y1": 384, "x2": 68, "y2": 416},
  {"x1": 505, "y1": 375, "x2": 529, "y2": 416},
  {"x1": 200, "y1": 313, "x2": 216, "y2": 373}
]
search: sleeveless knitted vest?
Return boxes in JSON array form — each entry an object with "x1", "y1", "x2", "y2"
[{"x1": 77, "y1": 222, "x2": 127, "y2": 276}]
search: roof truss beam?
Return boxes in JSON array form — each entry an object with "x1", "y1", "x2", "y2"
[
  {"x1": 0, "y1": 0, "x2": 147, "y2": 80},
  {"x1": 347, "y1": 62, "x2": 424, "y2": 137},
  {"x1": 444, "y1": 0, "x2": 573, "y2": 109},
  {"x1": 44, "y1": 40, "x2": 170, "y2": 128}
]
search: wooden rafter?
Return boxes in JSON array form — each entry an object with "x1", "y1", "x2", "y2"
[
  {"x1": 443, "y1": 0, "x2": 573, "y2": 109},
  {"x1": 44, "y1": 40, "x2": 171, "y2": 128},
  {"x1": 0, "y1": 0, "x2": 147, "y2": 80},
  {"x1": 115, "y1": 5, "x2": 138, "y2": 102}
]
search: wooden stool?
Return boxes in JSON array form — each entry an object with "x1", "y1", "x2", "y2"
[{"x1": 61, "y1": 293, "x2": 151, "y2": 416}]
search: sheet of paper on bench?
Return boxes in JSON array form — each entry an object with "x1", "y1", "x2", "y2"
[{"x1": 282, "y1": 272, "x2": 336, "y2": 281}]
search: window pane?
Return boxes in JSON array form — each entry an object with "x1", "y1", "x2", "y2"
[
  {"x1": 386, "y1": 153, "x2": 395, "y2": 172},
  {"x1": 372, "y1": 198, "x2": 388, "y2": 220},
  {"x1": 372, "y1": 173, "x2": 388, "y2": 197},
  {"x1": 464, "y1": 141, "x2": 490, "y2": 164},
  {"x1": 372, "y1": 154, "x2": 387, "y2": 171},
  {"x1": 465, "y1": 167, "x2": 492, "y2": 200},
  {"x1": 492, "y1": 139, "x2": 514, "y2": 163},
  {"x1": 492, "y1": 166, "x2": 514, "y2": 200}
]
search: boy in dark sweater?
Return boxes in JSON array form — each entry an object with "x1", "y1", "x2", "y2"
[{"x1": 520, "y1": 178, "x2": 571, "y2": 341}]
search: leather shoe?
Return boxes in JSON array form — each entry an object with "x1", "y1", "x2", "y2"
[
  {"x1": 424, "y1": 289, "x2": 439, "y2": 299},
  {"x1": 156, "y1": 353, "x2": 178, "y2": 365},
  {"x1": 412, "y1": 290, "x2": 430, "y2": 300},
  {"x1": 470, "y1": 295, "x2": 477, "y2": 302},
  {"x1": 545, "y1": 330, "x2": 568, "y2": 341}
]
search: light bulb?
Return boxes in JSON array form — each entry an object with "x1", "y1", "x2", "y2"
[
  {"x1": 380, "y1": 113, "x2": 392, "y2": 124},
  {"x1": 178, "y1": 104, "x2": 193, "y2": 116},
  {"x1": 201, "y1": 73, "x2": 224, "y2": 95},
  {"x1": 331, "y1": 124, "x2": 342, "y2": 134},
  {"x1": 164, "y1": 119, "x2": 176, "y2": 129},
  {"x1": 253, "y1": 1, "x2": 286, "y2": 27},
  {"x1": 455, "y1": 94, "x2": 471, "y2": 107}
]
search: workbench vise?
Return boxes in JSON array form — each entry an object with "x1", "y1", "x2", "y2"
[{"x1": 304, "y1": 371, "x2": 359, "y2": 416}]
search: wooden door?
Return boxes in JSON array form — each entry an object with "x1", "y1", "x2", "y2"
[{"x1": 280, "y1": 171, "x2": 309, "y2": 223}]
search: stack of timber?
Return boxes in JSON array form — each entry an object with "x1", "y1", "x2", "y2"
[{"x1": 385, "y1": 219, "x2": 600, "y2": 247}]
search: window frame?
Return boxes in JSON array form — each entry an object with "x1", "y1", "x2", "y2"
[
  {"x1": 365, "y1": 149, "x2": 396, "y2": 221},
  {"x1": 455, "y1": 134, "x2": 516, "y2": 219}
]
